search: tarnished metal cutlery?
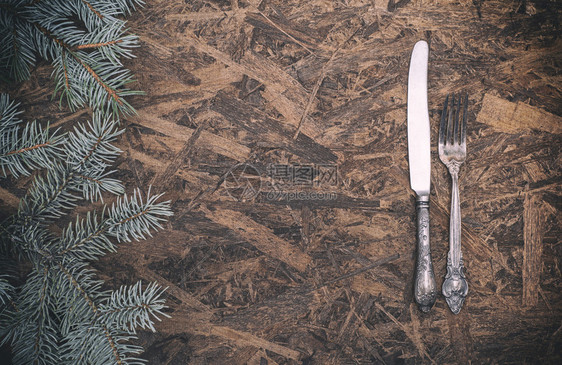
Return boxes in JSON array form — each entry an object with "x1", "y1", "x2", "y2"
[
  {"x1": 406, "y1": 41, "x2": 469, "y2": 314},
  {"x1": 407, "y1": 40, "x2": 437, "y2": 313},
  {"x1": 439, "y1": 93, "x2": 469, "y2": 314}
]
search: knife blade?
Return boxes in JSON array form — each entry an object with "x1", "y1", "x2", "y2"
[
  {"x1": 407, "y1": 40, "x2": 437, "y2": 312},
  {"x1": 408, "y1": 41, "x2": 431, "y2": 196}
]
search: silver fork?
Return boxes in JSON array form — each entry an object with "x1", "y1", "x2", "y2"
[{"x1": 439, "y1": 93, "x2": 469, "y2": 314}]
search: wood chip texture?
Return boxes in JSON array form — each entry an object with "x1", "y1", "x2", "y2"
[{"x1": 2, "y1": 0, "x2": 561, "y2": 363}]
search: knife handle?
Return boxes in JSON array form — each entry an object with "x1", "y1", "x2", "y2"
[{"x1": 414, "y1": 196, "x2": 437, "y2": 312}]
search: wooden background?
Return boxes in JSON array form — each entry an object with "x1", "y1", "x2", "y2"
[{"x1": 3, "y1": 0, "x2": 561, "y2": 363}]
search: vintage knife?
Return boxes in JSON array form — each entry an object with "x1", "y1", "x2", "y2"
[{"x1": 407, "y1": 40, "x2": 437, "y2": 312}]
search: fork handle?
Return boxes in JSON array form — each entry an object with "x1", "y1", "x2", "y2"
[
  {"x1": 414, "y1": 195, "x2": 437, "y2": 312},
  {"x1": 442, "y1": 168, "x2": 469, "y2": 314}
]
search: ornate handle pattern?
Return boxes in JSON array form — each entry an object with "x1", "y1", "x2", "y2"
[
  {"x1": 442, "y1": 168, "x2": 468, "y2": 314},
  {"x1": 414, "y1": 197, "x2": 437, "y2": 313}
]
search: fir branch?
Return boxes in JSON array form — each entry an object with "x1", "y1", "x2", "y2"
[
  {"x1": 105, "y1": 0, "x2": 145, "y2": 16},
  {"x1": 29, "y1": 267, "x2": 54, "y2": 365},
  {"x1": 55, "y1": 261, "x2": 163, "y2": 365},
  {"x1": 102, "y1": 326, "x2": 124, "y2": 365},
  {"x1": 0, "y1": 95, "x2": 65, "y2": 178},
  {"x1": 63, "y1": 325, "x2": 141, "y2": 365},
  {"x1": 6, "y1": 142, "x2": 50, "y2": 155},
  {"x1": 0, "y1": 2, "x2": 172, "y2": 362},
  {"x1": 2, "y1": 266, "x2": 60, "y2": 365},
  {"x1": 4, "y1": 222, "x2": 53, "y2": 263},
  {"x1": 9, "y1": 317, "x2": 60, "y2": 365},
  {"x1": 73, "y1": 21, "x2": 138, "y2": 64},
  {"x1": 66, "y1": 114, "x2": 125, "y2": 200},
  {"x1": 0, "y1": 275, "x2": 13, "y2": 305},
  {"x1": 80, "y1": 0, "x2": 104, "y2": 21},
  {"x1": 75, "y1": 39, "x2": 122, "y2": 50},
  {"x1": 54, "y1": 260, "x2": 99, "y2": 316},
  {"x1": 18, "y1": 163, "x2": 80, "y2": 224},
  {"x1": 52, "y1": 51, "x2": 86, "y2": 110},
  {"x1": 0, "y1": 121, "x2": 66, "y2": 178},
  {"x1": 12, "y1": 112, "x2": 125, "y2": 228},
  {"x1": 15, "y1": 265, "x2": 53, "y2": 323},
  {"x1": 107, "y1": 188, "x2": 173, "y2": 243},
  {"x1": 98, "y1": 281, "x2": 169, "y2": 333},
  {"x1": 57, "y1": 211, "x2": 115, "y2": 261},
  {"x1": 28, "y1": 0, "x2": 145, "y2": 31},
  {"x1": 67, "y1": 114, "x2": 121, "y2": 165},
  {"x1": 31, "y1": 21, "x2": 72, "y2": 49},
  {"x1": 57, "y1": 186, "x2": 173, "y2": 261},
  {"x1": 25, "y1": 1, "x2": 112, "y2": 31},
  {"x1": 52, "y1": 261, "x2": 104, "y2": 337},
  {"x1": 0, "y1": 14, "x2": 36, "y2": 82},
  {"x1": 53, "y1": 50, "x2": 141, "y2": 115},
  {"x1": 1, "y1": 0, "x2": 143, "y2": 115},
  {"x1": 75, "y1": 55, "x2": 123, "y2": 105},
  {"x1": 60, "y1": 49, "x2": 70, "y2": 90},
  {"x1": 53, "y1": 261, "x2": 127, "y2": 365},
  {"x1": 78, "y1": 170, "x2": 124, "y2": 202},
  {"x1": 0, "y1": 92, "x2": 22, "y2": 132}
]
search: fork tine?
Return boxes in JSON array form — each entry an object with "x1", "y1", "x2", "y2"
[
  {"x1": 454, "y1": 93, "x2": 461, "y2": 144},
  {"x1": 439, "y1": 94, "x2": 449, "y2": 146},
  {"x1": 461, "y1": 93, "x2": 468, "y2": 146},
  {"x1": 447, "y1": 93, "x2": 455, "y2": 144}
]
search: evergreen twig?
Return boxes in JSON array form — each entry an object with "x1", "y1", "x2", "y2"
[
  {"x1": 0, "y1": 95, "x2": 173, "y2": 365},
  {"x1": 0, "y1": 2, "x2": 171, "y2": 363},
  {"x1": 0, "y1": 0, "x2": 145, "y2": 116}
]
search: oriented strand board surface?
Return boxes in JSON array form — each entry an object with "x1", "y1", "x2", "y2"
[
  {"x1": 3, "y1": 0, "x2": 562, "y2": 363},
  {"x1": 477, "y1": 93, "x2": 562, "y2": 134}
]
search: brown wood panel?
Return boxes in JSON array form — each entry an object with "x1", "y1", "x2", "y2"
[{"x1": 2, "y1": 0, "x2": 561, "y2": 363}]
